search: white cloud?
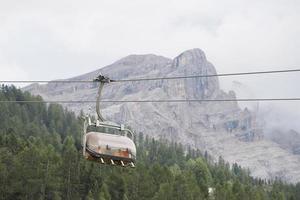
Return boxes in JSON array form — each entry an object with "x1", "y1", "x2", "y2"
[{"x1": 0, "y1": 59, "x2": 29, "y2": 87}]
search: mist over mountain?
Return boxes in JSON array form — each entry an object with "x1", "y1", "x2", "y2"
[
  {"x1": 229, "y1": 80, "x2": 300, "y2": 156},
  {"x1": 24, "y1": 48, "x2": 300, "y2": 183}
]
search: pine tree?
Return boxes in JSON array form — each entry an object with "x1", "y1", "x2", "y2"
[
  {"x1": 86, "y1": 190, "x2": 95, "y2": 200},
  {"x1": 61, "y1": 136, "x2": 80, "y2": 200},
  {"x1": 97, "y1": 183, "x2": 111, "y2": 200}
]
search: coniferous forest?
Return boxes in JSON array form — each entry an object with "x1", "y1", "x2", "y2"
[{"x1": 0, "y1": 85, "x2": 300, "y2": 200}]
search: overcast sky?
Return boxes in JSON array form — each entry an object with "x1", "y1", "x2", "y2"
[{"x1": 0, "y1": 0, "x2": 300, "y2": 131}]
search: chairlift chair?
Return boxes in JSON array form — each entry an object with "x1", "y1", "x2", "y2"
[{"x1": 82, "y1": 75, "x2": 136, "y2": 167}]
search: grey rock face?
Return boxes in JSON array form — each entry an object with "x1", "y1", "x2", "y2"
[
  {"x1": 164, "y1": 49, "x2": 219, "y2": 99},
  {"x1": 176, "y1": 49, "x2": 218, "y2": 95},
  {"x1": 24, "y1": 48, "x2": 300, "y2": 183}
]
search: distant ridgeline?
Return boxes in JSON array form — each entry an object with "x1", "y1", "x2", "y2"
[{"x1": 0, "y1": 85, "x2": 299, "y2": 200}]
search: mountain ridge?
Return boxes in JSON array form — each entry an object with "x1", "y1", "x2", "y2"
[{"x1": 23, "y1": 48, "x2": 300, "y2": 183}]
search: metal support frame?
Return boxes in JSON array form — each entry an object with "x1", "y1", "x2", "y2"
[{"x1": 82, "y1": 116, "x2": 88, "y2": 157}]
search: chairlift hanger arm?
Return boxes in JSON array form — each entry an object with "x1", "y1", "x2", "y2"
[{"x1": 94, "y1": 75, "x2": 111, "y2": 122}]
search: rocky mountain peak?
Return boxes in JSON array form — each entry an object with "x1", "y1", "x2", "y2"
[
  {"x1": 173, "y1": 48, "x2": 207, "y2": 68},
  {"x1": 164, "y1": 48, "x2": 219, "y2": 99}
]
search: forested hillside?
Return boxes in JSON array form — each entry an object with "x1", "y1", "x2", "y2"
[{"x1": 0, "y1": 85, "x2": 299, "y2": 200}]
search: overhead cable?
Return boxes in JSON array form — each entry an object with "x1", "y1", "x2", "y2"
[
  {"x1": 0, "y1": 69, "x2": 299, "y2": 83},
  {"x1": 1, "y1": 98, "x2": 300, "y2": 103},
  {"x1": 111, "y1": 69, "x2": 300, "y2": 82}
]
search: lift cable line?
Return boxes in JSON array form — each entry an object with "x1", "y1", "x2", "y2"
[
  {"x1": 111, "y1": 68, "x2": 300, "y2": 82},
  {"x1": 1, "y1": 68, "x2": 300, "y2": 83},
  {"x1": 1, "y1": 98, "x2": 300, "y2": 104}
]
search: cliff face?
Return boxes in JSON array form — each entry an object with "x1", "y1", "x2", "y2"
[{"x1": 24, "y1": 48, "x2": 300, "y2": 183}]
